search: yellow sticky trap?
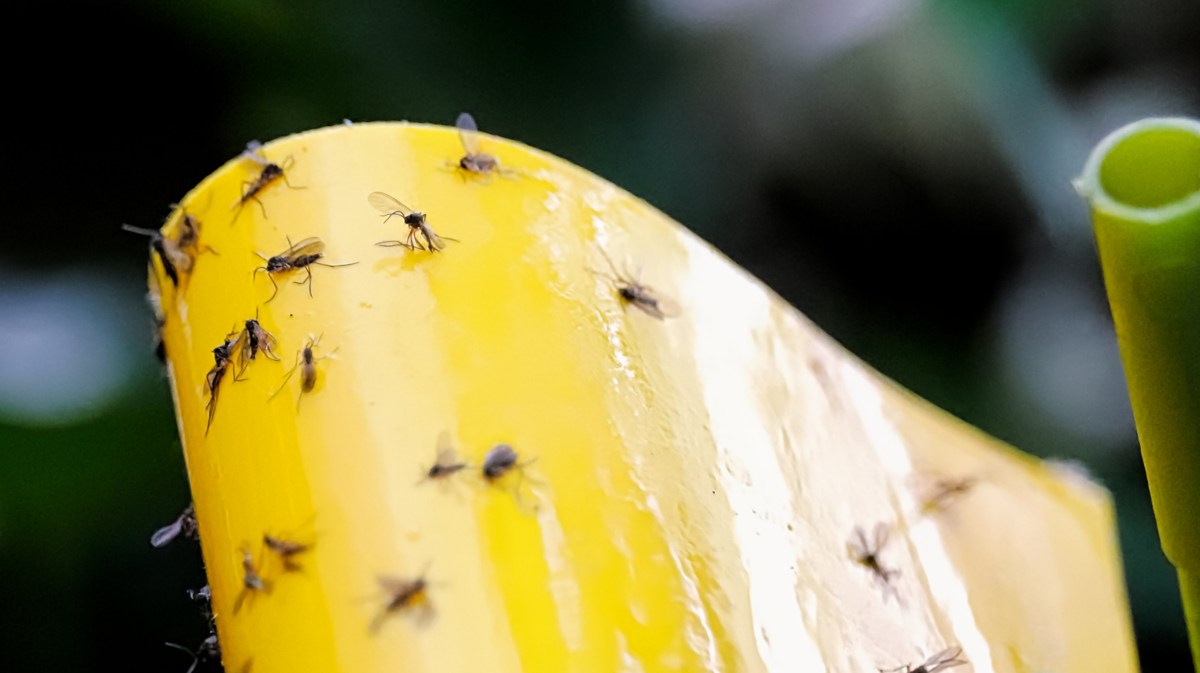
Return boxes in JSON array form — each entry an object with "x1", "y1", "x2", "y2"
[{"x1": 150, "y1": 123, "x2": 1138, "y2": 672}]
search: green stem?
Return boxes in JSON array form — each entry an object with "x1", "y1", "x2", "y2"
[{"x1": 1079, "y1": 117, "x2": 1200, "y2": 667}]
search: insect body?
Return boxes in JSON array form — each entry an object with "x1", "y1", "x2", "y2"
[
  {"x1": 422, "y1": 432, "x2": 469, "y2": 482},
  {"x1": 272, "y1": 334, "x2": 335, "y2": 408},
  {"x1": 234, "y1": 140, "x2": 299, "y2": 219},
  {"x1": 849, "y1": 522, "x2": 900, "y2": 598},
  {"x1": 881, "y1": 646, "x2": 968, "y2": 673},
  {"x1": 171, "y1": 209, "x2": 216, "y2": 274},
  {"x1": 482, "y1": 443, "x2": 521, "y2": 481},
  {"x1": 234, "y1": 548, "x2": 269, "y2": 614},
  {"x1": 151, "y1": 503, "x2": 199, "y2": 547},
  {"x1": 254, "y1": 236, "x2": 356, "y2": 302},
  {"x1": 368, "y1": 192, "x2": 457, "y2": 252},
  {"x1": 920, "y1": 475, "x2": 977, "y2": 516},
  {"x1": 230, "y1": 311, "x2": 280, "y2": 380},
  {"x1": 205, "y1": 336, "x2": 236, "y2": 435},
  {"x1": 454, "y1": 112, "x2": 504, "y2": 176},
  {"x1": 592, "y1": 248, "x2": 680, "y2": 319},
  {"x1": 371, "y1": 571, "x2": 432, "y2": 632},
  {"x1": 263, "y1": 533, "x2": 311, "y2": 572}
]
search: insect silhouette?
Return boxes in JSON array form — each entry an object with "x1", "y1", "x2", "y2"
[
  {"x1": 263, "y1": 533, "x2": 312, "y2": 573},
  {"x1": 253, "y1": 236, "x2": 357, "y2": 302},
  {"x1": 151, "y1": 503, "x2": 198, "y2": 548},
  {"x1": 452, "y1": 112, "x2": 514, "y2": 179},
  {"x1": 205, "y1": 336, "x2": 237, "y2": 435},
  {"x1": 919, "y1": 475, "x2": 978, "y2": 516},
  {"x1": 122, "y1": 224, "x2": 180, "y2": 287},
  {"x1": 848, "y1": 522, "x2": 900, "y2": 599},
  {"x1": 368, "y1": 192, "x2": 458, "y2": 252},
  {"x1": 165, "y1": 634, "x2": 220, "y2": 673},
  {"x1": 233, "y1": 140, "x2": 301, "y2": 219},
  {"x1": 272, "y1": 334, "x2": 336, "y2": 408},
  {"x1": 229, "y1": 310, "x2": 280, "y2": 380},
  {"x1": 879, "y1": 646, "x2": 968, "y2": 673},
  {"x1": 171, "y1": 208, "x2": 217, "y2": 274},
  {"x1": 234, "y1": 548, "x2": 270, "y2": 614},
  {"x1": 187, "y1": 584, "x2": 212, "y2": 604},
  {"x1": 591, "y1": 248, "x2": 680, "y2": 319},
  {"x1": 370, "y1": 569, "x2": 433, "y2": 632},
  {"x1": 419, "y1": 432, "x2": 469, "y2": 483}
]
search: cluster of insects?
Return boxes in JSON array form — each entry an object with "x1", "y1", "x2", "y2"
[
  {"x1": 134, "y1": 113, "x2": 974, "y2": 672},
  {"x1": 137, "y1": 114, "x2": 583, "y2": 668},
  {"x1": 842, "y1": 474, "x2": 978, "y2": 671}
]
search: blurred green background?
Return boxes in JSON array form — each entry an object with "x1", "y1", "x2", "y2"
[{"x1": 1, "y1": 0, "x2": 1197, "y2": 670}]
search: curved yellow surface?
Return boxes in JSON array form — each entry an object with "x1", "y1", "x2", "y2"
[{"x1": 151, "y1": 123, "x2": 1139, "y2": 672}]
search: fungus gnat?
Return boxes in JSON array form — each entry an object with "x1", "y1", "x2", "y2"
[
  {"x1": 171, "y1": 208, "x2": 217, "y2": 273},
  {"x1": 453, "y1": 112, "x2": 513, "y2": 179},
  {"x1": 263, "y1": 533, "x2": 312, "y2": 572},
  {"x1": 233, "y1": 140, "x2": 301, "y2": 219},
  {"x1": 919, "y1": 475, "x2": 978, "y2": 516},
  {"x1": 234, "y1": 548, "x2": 270, "y2": 614},
  {"x1": 165, "y1": 634, "x2": 220, "y2": 673},
  {"x1": 122, "y1": 224, "x2": 180, "y2": 287},
  {"x1": 253, "y1": 236, "x2": 356, "y2": 302},
  {"x1": 230, "y1": 309, "x2": 280, "y2": 380},
  {"x1": 880, "y1": 646, "x2": 968, "y2": 673},
  {"x1": 272, "y1": 334, "x2": 335, "y2": 409},
  {"x1": 420, "y1": 432, "x2": 469, "y2": 483},
  {"x1": 370, "y1": 570, "x2": 432, "y2": 632},
  {"x1": 151, "y1": 503, "x2": 198, "y2": 548},
  {"x1": 848, "y1": 523, "x2": 900, "y2": 599},
  {"x1": 591, "y1": 248, "x2": 680, "y2": 319},
  {"x1": 205, "y1": 336, "x2": 236, "y2": 435},
  {"x1": 483, "y1": 442, "x2": 539, "y2": 480},
  {"x1": 368, "y1": 192, "x2": 458, "y2": 252}
]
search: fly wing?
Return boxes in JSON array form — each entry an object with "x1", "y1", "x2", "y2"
[
  {"x1": 422, "y1": 227, "x2": 447, "y2": 252},
  {"x1": 284, "y1": 236, "x2": 326, "y2": 258},
  {"x1": 242, "y1": 140, "x2": 268, "y2": 166},
  {"x1": 368, "y1": 191, "x2": 412, "y2": 216},
  {"x1": 924, "y1": 647, "x2": 967, "y2": 672},
  {"x1": 150, "y1": 519, "x2": 184, "y2": 548},
  {"x1": 629, "y1": 286, "x2": 681, "y2": 319},
  {"x1": 456, "y1": 112, "x2": 481, "y2": 156}
]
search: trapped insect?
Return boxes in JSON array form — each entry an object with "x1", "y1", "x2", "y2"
[
  {"x1": 452, "y1": 112, "x2": 513, "y2": 178},
  {"x1": 230, "y1": 310, "x2": 280, "y2": 380},
  {"x1": 368, "y1": 192, "x2": 458, "y2": 252},
  {"x1": 848, "y1": 522, "x2": 900, "y2": 598},
  {"x1": 272, "y1": 334, "x2": 335, "y2": 408},
  {"x1": 171, "y1": 208, "x2": 217, "y2": 273},
  {"x1": 165, "y1": 634, "x2": 220, "y2": 673},
  {"x1": 591, "y1": 248, "x2": 680, "y2": 319},
  {"x1": 482, "y1": 443, "x2": 540, "y2": 483},
  {"x1": 233, "y1": 140, "x2": 300, "y2": 219},
  {"x1": 370, "y1": 569, "x2": 433, "y2": 632},
  {"x1": 123, "y1": 224, "x2": 180, "y2": 287},
  {"x1": 187, "y1": 584, "x2": 212, "y2": 604},
  {"x1": 920, "y1": 475, "x2": 977, "y2": 516},
  {"x1": 205, "y1": 336, "x2": 237, "y2": 435},
  {"x1": 263, "y1": 533, "x2": 312, "y2": 572},
  {"x1": 881, "y1": 646, "x2": 968, "y2": 673},
  {"x1": 234, "y1": 548, "x2": 270, "y2": 614},
  {"x1": 421, "y1": 432, "x2": 469, "y2": 483},
  {"x1": 253, "y1": 236, "x2": 357, "y2": 302},
  {"x1": 151, "y1": 503, "x2": 198, "y2": 548}
]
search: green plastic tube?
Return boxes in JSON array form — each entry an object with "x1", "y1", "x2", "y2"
[{"x1": 1078, "y1": 117, "x2": 1200, "y2": 667}]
